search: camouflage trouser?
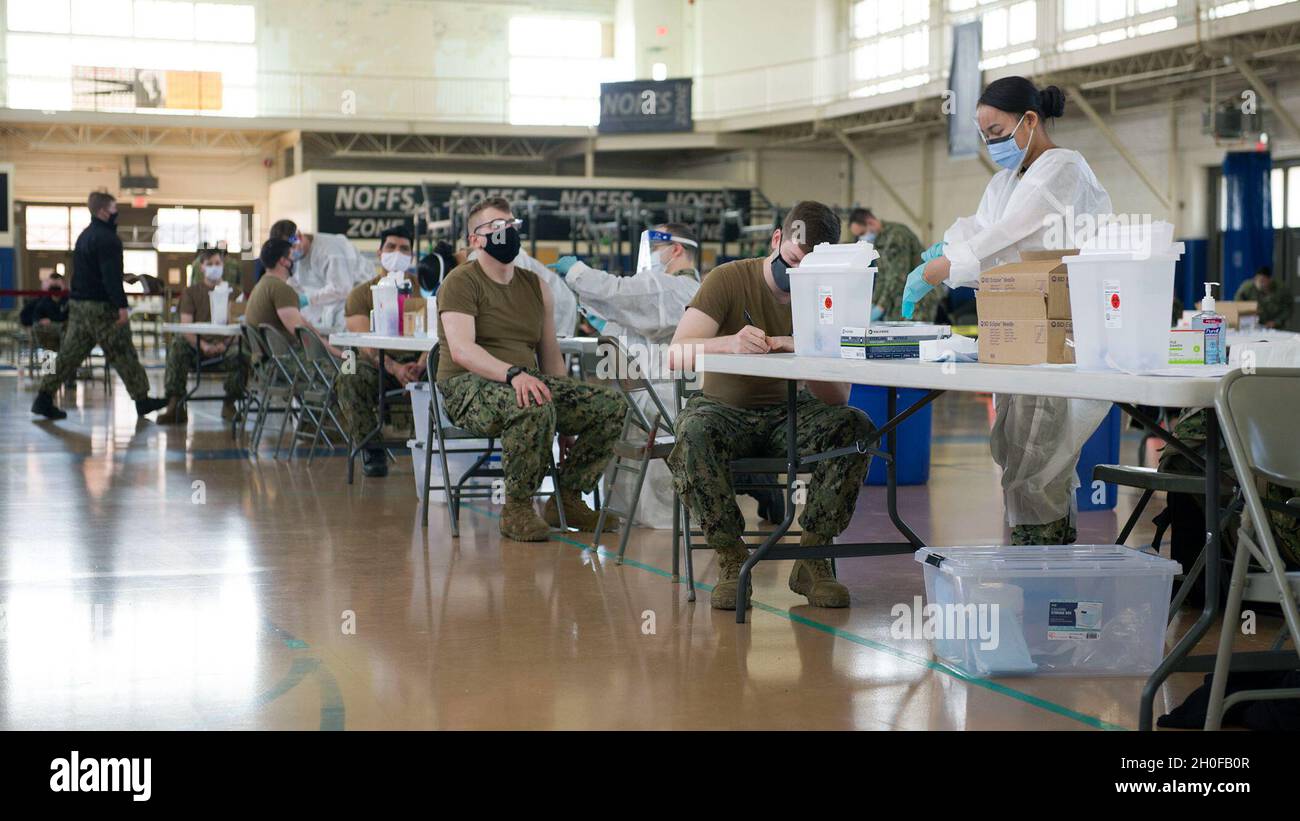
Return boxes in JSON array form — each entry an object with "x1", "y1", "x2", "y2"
[
  {"x1": 33, "y1": 322, "x2": 64, "y2": 352},
  {"x1": 163, "y1": 336, "x2": 248, "y2": 400},
  {"x1": 337, "y1": 360, "x2": 415, "y2": 445},
  {"x1": 1161, "y1": 409, "x2": 1300, "y2": 568},
  {"x1": 1011, "y1": 517, "x2": 1077, "y2": 546},
  {"x1": 39, "y1": 301, "x2": 150, "y2": 399},
  {"x1": 668, "y1": 392, "x2": 874, "y2": 549},
  {"x1": 438, "y1": 371, "x2": 627, "y2": 500}
]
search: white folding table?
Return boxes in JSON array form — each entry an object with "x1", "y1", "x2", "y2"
[{"x1": 694, "y1": 353, "x2": 1282, "y2": 729}]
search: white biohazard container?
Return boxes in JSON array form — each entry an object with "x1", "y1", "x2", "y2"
[
  {"x1": 914, "y1": 544, "x2": 1181, "y2": 677},
  {"x1": 1064, "y1": 221, "x2": 1184, "y2": 372},
  {"x1": 789, "y1": 242, "x2": 878, "y2": 358}
]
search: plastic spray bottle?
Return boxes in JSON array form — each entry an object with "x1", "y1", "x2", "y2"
[{"x1": 1191, "y1": 282, "x2": 1226, "y2": 365}]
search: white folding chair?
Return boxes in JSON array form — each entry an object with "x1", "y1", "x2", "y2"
[{"x1": 1204, "y1": 367, "x2": 1300, "y2": 730}]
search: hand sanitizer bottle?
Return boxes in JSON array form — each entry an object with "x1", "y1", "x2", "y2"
[{"x1": 1191, "y1": 282, "x2": 1225, "y2": 365}]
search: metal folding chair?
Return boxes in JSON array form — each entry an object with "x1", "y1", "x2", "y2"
[
  {"x1": 1204, "y1": 367, "x2": 1300, "y2": 730},
  {"x1": 248, "y1": 324, "x2": 296, "y2": 455},
  {"x1": 259, "y1": 324, "x2": 323, "y2": 460},
  {"x1": 673, "y1": 375, "x2": 807, "y2": 603},
  {"x1": 296, "y1": 326, "x2": 349, "y2": 464},
  {"x1": 591, "y1": 336, "x2": 680, "y2": 573},
  {"x1": 417, "y1": 343, "x2": 565, "y2": 537}
]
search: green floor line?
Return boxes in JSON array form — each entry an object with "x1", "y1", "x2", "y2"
[{"x1": 460, "y1": 501, "x2": 1128, "y2": 732}]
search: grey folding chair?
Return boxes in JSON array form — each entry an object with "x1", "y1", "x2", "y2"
[
  {"x1": 236, "y1": 324, "x2": 277, "y2": 446},
  {"x1": 418, "y1": 343, "x2": 565, "y2": 537},
  {"x1": 254, "y1": 324, "x2": 302, "y2": 457},
  {"x1": 1205, "y1": 368, "x2": 1300, "y2": 730},
  {"x1": 673, "y1": 374, "x2": 808, "y2": 603},
  {"x1": 296, "y1": 327, "x2": 349, "y2": 464},
  {"x1": 591, "y1": 336, "x2": 680, "y2": 573}
]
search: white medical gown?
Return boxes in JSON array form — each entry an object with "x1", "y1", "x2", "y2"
[
  {"x1": 942, "y1": 148, "x2": 1114, "y2": 527},
  {"x1": 293, "y1": 232, "x2": 372, "y2": 334},
  {"x1": 564, "y1": 261, "x2": 702, "y2": 529}
]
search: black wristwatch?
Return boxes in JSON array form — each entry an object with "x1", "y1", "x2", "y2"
[{"x1": 505, "y1": 365, "x2": 525, "y2": 385}]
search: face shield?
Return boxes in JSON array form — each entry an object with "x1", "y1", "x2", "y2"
[{"x1": 636, "y1": 229, "x2": 699, "y2": 277}]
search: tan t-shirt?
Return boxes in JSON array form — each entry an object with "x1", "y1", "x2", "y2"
[
  {"x1": 435, "y1": 260, "x2": 545, "y2": 381},
  {"x1": 178, "y1": 282, "x2": 235, "y2": 344},
  {"x1": 245, "y1": 274, "x2": 301, "y2": 342},
  {"x1": 344, "y1": 272, "x2": 421, "y2": 318},
  {"x1": 687, "y1": 257, "x2": 793, "y2": 408}
]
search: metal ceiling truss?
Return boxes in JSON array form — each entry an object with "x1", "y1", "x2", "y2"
[
  {"x1": 302, "y1": 131, "x2": 562, "y2": 162},
  {"x1": 0, "y1": 123, "x2": 274, "y2": 157}
]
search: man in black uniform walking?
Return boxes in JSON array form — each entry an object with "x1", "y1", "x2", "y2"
[{"x1": 30, "y1": 191, "x2": 169, "y2": 420}]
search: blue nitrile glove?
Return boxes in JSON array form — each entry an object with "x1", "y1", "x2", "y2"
[
  {"x1": 901, "y1": 263, "x2": 934, "y2": 320},
  {"x1": 921, "y1": 241, "x2": 945, "y2": 263},
  {"x1": 298, "y1": 292, "x2": 310, "y2": 309},
  {"x1": 871, "y1": 304, "x2": 885, "y2": 322},
  {"x1": 583, "y1": 308, "x2": 607, "y2": 333},
  {"x1": 551, "y1": 256, "x2": 579, "y2": 277}
]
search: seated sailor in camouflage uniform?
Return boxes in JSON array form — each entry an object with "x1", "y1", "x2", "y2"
[
  {"x1": 668, "y1": 201, "x2": 876, "y2": 611},
  {"x1": 338, "y1": 226, "x2": 421, "y2": 478},
  {"x1": 435, "y1": 197, "x2": 627, "y2": 542},
  {"x1": 157, "y1": 248, "x2": 249, "y2": 424}
]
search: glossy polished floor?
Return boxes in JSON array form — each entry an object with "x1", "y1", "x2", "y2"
[{"x1": 0, "y1": 362, "x2": 1281, "y2": 731}]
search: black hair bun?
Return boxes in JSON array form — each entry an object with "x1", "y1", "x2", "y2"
[{"x1": 1039, "y1": 85, "x2": 1066, "y2": 118}]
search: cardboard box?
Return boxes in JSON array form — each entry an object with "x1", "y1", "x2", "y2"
[
  {"x1": 1195, "y1": 300, "x2": 1257, "y2": 330},
  {"x1": 402, "y1": 297, "x2": 427, "y2": 337},
  {"x1": 1168, "y1": 329, "x2": 1205, "y2": 365},
  {"x1": 978, "y1": 249, "x2": 1076, "y2": 319},
  {"x1": 977, "y1": 291, "x2": 1074, "y2": 365}
]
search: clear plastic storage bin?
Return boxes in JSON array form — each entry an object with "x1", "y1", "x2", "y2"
[{"x1": 914, "y1": 544, "x2": 1181, "y2": 677}]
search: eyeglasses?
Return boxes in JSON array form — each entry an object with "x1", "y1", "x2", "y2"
[
  {"x1": 471, "y1": 218, "x2": 523, "y2": 237},
  {"x1": 972, "y1": 113, "x2": 1025, "y2": 146}
]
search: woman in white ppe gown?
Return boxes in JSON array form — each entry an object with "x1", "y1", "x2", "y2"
[
  {"x1": 912, "y1": 78, "x2": 1113, "y2": 544},
  {"x1": 288, "y1": 231, "x2": 373, "y2": 334},
  {"x1": 556, "y1": 224, "x2": 702, "y2": 529}
]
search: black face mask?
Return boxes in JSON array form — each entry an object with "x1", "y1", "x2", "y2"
[
  {"x1": 769, "y1": 248, "x2": 794, "y2": 293},
  {"x1": 482, "y1": 226, "x2": 521, "y2": 265},
  {"x1": 106, "y1": 211, "x2": 119, "y2": 227}
]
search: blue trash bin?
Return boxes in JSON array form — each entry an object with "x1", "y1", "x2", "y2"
[
  {"x1": 1074, "y1": 404, "x2": 1121, "y2": 511},
  {"x1": 847, "y1": 384, "x2": 933, "y2": 486}
]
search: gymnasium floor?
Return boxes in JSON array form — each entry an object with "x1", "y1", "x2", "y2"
[{"x1": 0, "y1": 362, "x2": 1279, "y2": 731}]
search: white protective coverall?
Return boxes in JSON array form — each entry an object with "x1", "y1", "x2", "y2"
[
  {"x1": 565, "y1": 261, "x2": 702, "y2": 529},
  {"x1": 468, "y1": 248, "x2": 579, "y2": 337},
  {"x1": 291, "y1": 232, "x2": 372, "y2": 334},
  {"x1": 942, "y1": 148, "x2": 1113, "y2": 529}
]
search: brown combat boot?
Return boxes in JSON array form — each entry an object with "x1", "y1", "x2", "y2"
[
  {"x1": 788, "y1": 531, "x2": 850, "y2": 608},
  {"x1": 155, "y1": 397, "x2": 187, "y2": 425},
  {"x1": 543, "y1": 489, "x2": 618, "y2": 532},
  {"x1": 711, "y1": 544, "x2": 753, "y2": 611},
  {"x1": 500, "y1": 498, "x2": 550, "y2": 542}
]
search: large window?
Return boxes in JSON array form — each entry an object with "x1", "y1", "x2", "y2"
[
  {"x1": 1059, "y1": 0, "x2": 1179, "y2": 52},
  {"x1": 851, "y1": 0, "x2": 931, "y2": 98},
  {"x1": 507, "y1": 16, "x2": 620, "y2": 126},
  {"x1": 155, "y1": 207, "x2": 245, "y2": 253},
  {"x1": 4, "y1": 0, "x2": 256, "y2": 116}
]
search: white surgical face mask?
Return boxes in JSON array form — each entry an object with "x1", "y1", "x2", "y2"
[
  {"x1": 649, "y1": 248, "x2": 672, "y2": 275},
  {"x1": 203, "y1": 264, "x2": 224, "y2": 281},
  {"x1": 381, "y1": 251, "x2": 412, "y2": 274}
]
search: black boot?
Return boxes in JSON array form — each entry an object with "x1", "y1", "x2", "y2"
[
  {"x1": 31, "y1": 392, "x2": 67, "y2": 420},
  {"x1": 135, "y1": 396, "x2": 169, "y2": 417},
  {"x1": 362, "y1": 448, "x2": 389, "y2": 478}
]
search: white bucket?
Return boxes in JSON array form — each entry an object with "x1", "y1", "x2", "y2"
[
  {"x1": 1064, "y1": 250, "x2": 1183, "y2": 372},
  {"x1": 789, "y1": 242, "x2": 879, "y2": 358}
]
